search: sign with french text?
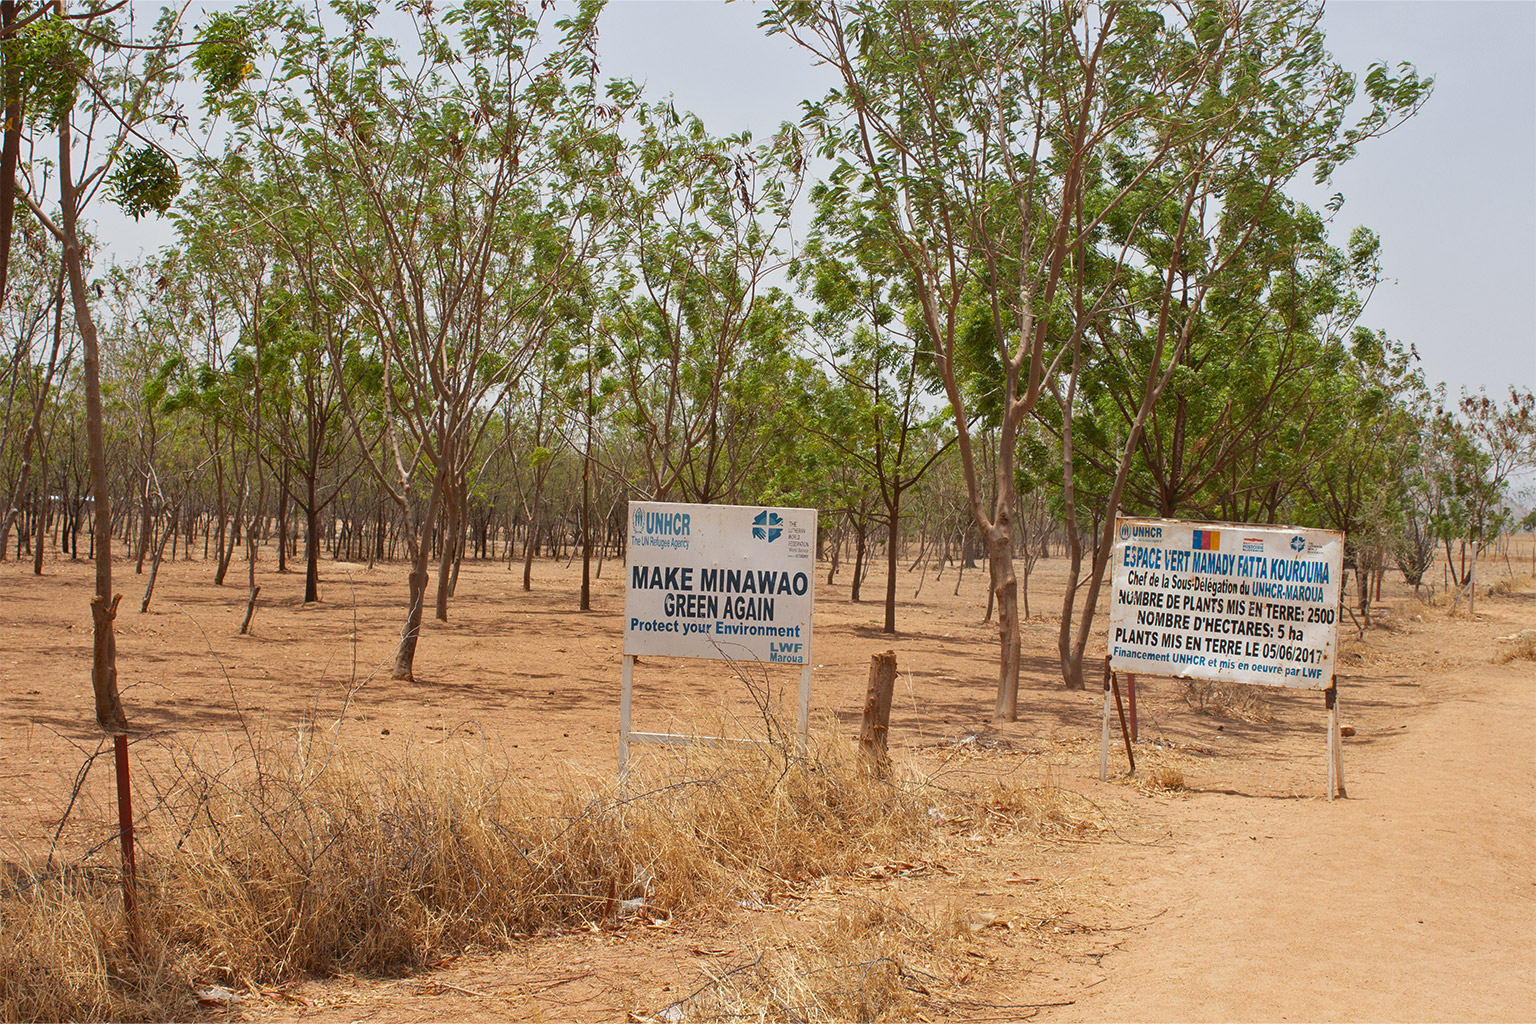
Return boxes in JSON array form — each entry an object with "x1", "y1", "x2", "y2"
[{"x1": 1108, "y1": 518, "x2": 1344, "y2": 688}]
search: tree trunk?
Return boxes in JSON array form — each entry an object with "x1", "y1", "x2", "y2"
[
  {"x1": 31, "y1": 481, "x2": 45, "y2": 575},
  {"x1": 883, "y1": 490, "x2": 901, "y2": 633},
  {"x1": 851, "y1": 520, "x2": 866, "y2": 603},
  {"x1": 304, "y1": 481, "x2": 321, "y2": 602},
  {"x1": 141, "y1": 496, "x2": 177, "y2": 613},
  {"x1": 434, "y1": 464, "x2": 458, "y2": 622},
  {"x1": 986, "y1": 528, "x2": 1021, "y2": 721},
  {"x1": 58, "y1": 119, "x2": 126, "y2": 734},
  {"x1": 393, "y1": 480, "x2": 444, "y2": 682},
  {"x1": 580, "y1": 441, "x2": 592, "y2": 612}
]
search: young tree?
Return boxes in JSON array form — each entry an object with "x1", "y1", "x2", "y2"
[
  {"x1": 215, "y1": 0, "x2": 623, "y2": 679},
  {"x1": 604, "y1": 101, "x2": 807, "y2": 505},
  {"x1": 794, "y1": 185, "x2": 954, "y2": 633},
  {"x1": 10, "y1": 3, "x2": 189, "y2": 729}
]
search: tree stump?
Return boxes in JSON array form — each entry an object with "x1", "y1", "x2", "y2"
[{"x1": 860, "y1": 650, "x2": 898, "y2": 771}]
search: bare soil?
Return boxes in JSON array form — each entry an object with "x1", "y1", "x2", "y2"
[{"x1": 2, "y1": 542, "x2": 1532, "y2": 1021}]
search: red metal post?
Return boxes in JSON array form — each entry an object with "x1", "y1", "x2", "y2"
[
  {"x1": 1127, "y1": 673, "x2": 1138, "y2": 742},
  {"x1": 114, "y1": 732, "x2": 137, "y2": 928}
]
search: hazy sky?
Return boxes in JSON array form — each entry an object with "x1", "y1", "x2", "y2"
[
  {"x1": 98, "y1": 1, "x2": 1536, "y2": 401},
  {"x1": 592, "y1": 0, "x2": 1536, "y2": 401}
]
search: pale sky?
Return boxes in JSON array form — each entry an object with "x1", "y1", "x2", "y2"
[
  {"x1": 592, "y1": 0, "x2": 1536, "y2": 402},
  {"x1": 96, "y1": 0, "x2": 1536, "y2": 401}
]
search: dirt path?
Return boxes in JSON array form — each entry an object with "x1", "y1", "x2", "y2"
[{"x1": 1050, "y1": 615, "x2": 1536, "y2": 1022}]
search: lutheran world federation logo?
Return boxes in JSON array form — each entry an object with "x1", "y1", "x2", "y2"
[
  {"x1": 753, "y1": 509, "x2": 783, "y2": 542},
  {"x1": 1291, "y1": 535, "x2": 1306, "y2": 552}
]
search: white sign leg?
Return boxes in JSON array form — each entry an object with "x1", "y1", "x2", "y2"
[
  {"x1": 1100, "y1": 677, "x2": 1112, "y2": 782},
  {"x1": 619, "y1": 654, "x2": 634, "y2": 774},
  {"x1": 797, "y1": 663, "x2": 811, "y2": 756}
]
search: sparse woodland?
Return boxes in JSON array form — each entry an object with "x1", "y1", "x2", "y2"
[{"x1": 2, "y1": 2, "x2": 1534, "y2": 1020}]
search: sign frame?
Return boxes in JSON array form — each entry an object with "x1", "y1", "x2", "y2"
[
  {"x1": 619, "y1": 500, "x2": 817, "y2": 770},
  {"x1": 1100, "y1": 517, "x2": 1348, "y2": 799}
]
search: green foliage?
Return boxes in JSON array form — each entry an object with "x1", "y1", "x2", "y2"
[
  {"x1": 193, "y1": 11, "x2": 257, "y2": 104},
  {"x1": 3, "y1": 14, "x2": 85, "y2": 131},
  {"x1": 106, "y1": 146, "x2": 180, "y2": 220}
]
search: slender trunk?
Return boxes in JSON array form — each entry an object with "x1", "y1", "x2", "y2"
[
  {"x1": 522, "y1": 485, "x2": 542, "y2": 591},
  {"x1": 215, "y1": 480, "x2": 246, "y2": 585},
  {"x1": 987, "y1": 529, "x2": 1020, "y2": 721},
  {"x1": 434, "y1": 463, "x2": 457, "y2": 621},
  {"x1": 580, "y1": 440, "x2": 592, "y2": 611},
  {"x1": 276, "y1": 465, "x2": 289, "y2": 574},
  {"x1": 304, "y1": 479, "x2": 321, "y2": 602},
  {"x1": 141, "y1": 496, "x2": 177, "y2": 613},
  {"x1": 851, "y1": 520, "x2": 866, "y2": 603},
  {"x1": 883, "y1": 489, "x2": 901, "y2": 633},
  {"x1": 31, "y1": 481, "x2": 45, "y2": 575},
  {"x1": 394, "y1": 477, "x2": 445, "y2": 682},
  {"x1": 134, "y1": 466, "x2": 152, "y2": 573},
  {"x1": 59, "y1": 119, "x2": 126, "y2": 733}
]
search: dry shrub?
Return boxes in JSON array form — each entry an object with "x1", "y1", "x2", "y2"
[
  {"x1": 1496, "y1": 629, "x2": 1536, "y2": 663},
  {"x1": 946, "y1": 777, "x2": 1108, "y2": 841},
  {"x1": 1182, "y1": 680, "x2": 1272, "y2": 722},
  {"x1": 660, "y1": 900, "x2": 963, "y2": 1023},
  {"x1": 1146, "y1": 766, "x2": 1186, "y2": 792},
  {"x1": 1, "y1": 723, "x2": 931, "y2": 1021}
]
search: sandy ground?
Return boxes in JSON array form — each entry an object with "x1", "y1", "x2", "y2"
[{"x1": 1, "y1": 539, "x2": 1532, "y2": 1021}]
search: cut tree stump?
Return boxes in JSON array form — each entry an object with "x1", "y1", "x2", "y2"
[{"x1": 860, "y1": 650, "x2": 897, "y2": 771}]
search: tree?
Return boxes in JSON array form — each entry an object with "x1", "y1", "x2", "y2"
[
  {"x1": 604, "y1": 101, "x2": 807, "y2": 505},
  {"x1": 1435, "y1": 387, "x2": 1536, "y2": 612},
  {"x1": 772, "y1": 0, "x2": 1430, "y2": 702},
  {"x1": 10, "y1": 3, "x2": 190, "y2": 729},
  {"x1": 1299, "y1": 329, "x2": 1423, "y2": 623},
  {"x1": 794, "y1": 177, "x2": 955, "y2": 633},
  {"x1": 217, "y1": 0, "x2": 622, "y2": 679}
]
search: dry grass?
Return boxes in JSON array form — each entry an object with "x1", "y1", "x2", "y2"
[
  {"x1": 1145, "y1": 766, "x2": 1186, "y2": 792},
  {"x1": 946, "y1": 777, "x2": 1110, "y2": 842},
  {"x1": 1496, "y1": 629, "x2": 1536, "y2": 663},
  {"x1": 4, "y1": 719, "x2": 1096, "y2": 1022},
  {"x1": 1487, "y1": 574, "x2": 1533, "y2": 599},
  {"x1": 655, "y1": 900, "x2": 965, "y2": 1023},
  {"x1": 1181, "y1": 680, "x2": 1273, "y2": 722}
]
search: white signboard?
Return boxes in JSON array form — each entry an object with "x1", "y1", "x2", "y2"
[
  {"x1": 1108, "y1": 518, "x2": 1344, "y2": 688},
  {"x1": 624, "y1": 501, "x2": 817, "y2": 665}
]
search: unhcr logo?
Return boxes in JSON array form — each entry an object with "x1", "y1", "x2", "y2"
[{"x1": 632, "y1": 507, "x2": 692, "y2": 549}]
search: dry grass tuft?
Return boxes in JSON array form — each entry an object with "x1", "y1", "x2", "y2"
[
  {"x1": 1181, "y1": 680, "x2": 1273, "y2": 722},
  {"x1": 1496, "y1": 629, "x2": 1536, "y2": 663},
  {"x1": 0, "y1": 723, "x2": 938, "y2": 1021},
  {"x1": 654, "y1": 899, "x2": 968, "y2": 1023},
  {"x1": 1146, "y1": 765, "x2": 1186, "y2": 792},
  {"x1": 951, "y1": 778, "x2": 1109, "y2": 841}
]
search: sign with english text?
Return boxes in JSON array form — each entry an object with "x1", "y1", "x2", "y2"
[{"x1": 624, "y1": 501, "x2": 817, "y2": 664}]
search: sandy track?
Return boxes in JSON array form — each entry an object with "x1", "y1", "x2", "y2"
[{"x1": 1051, "y1": 615, "x2": 1536, "y2": 1022}]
